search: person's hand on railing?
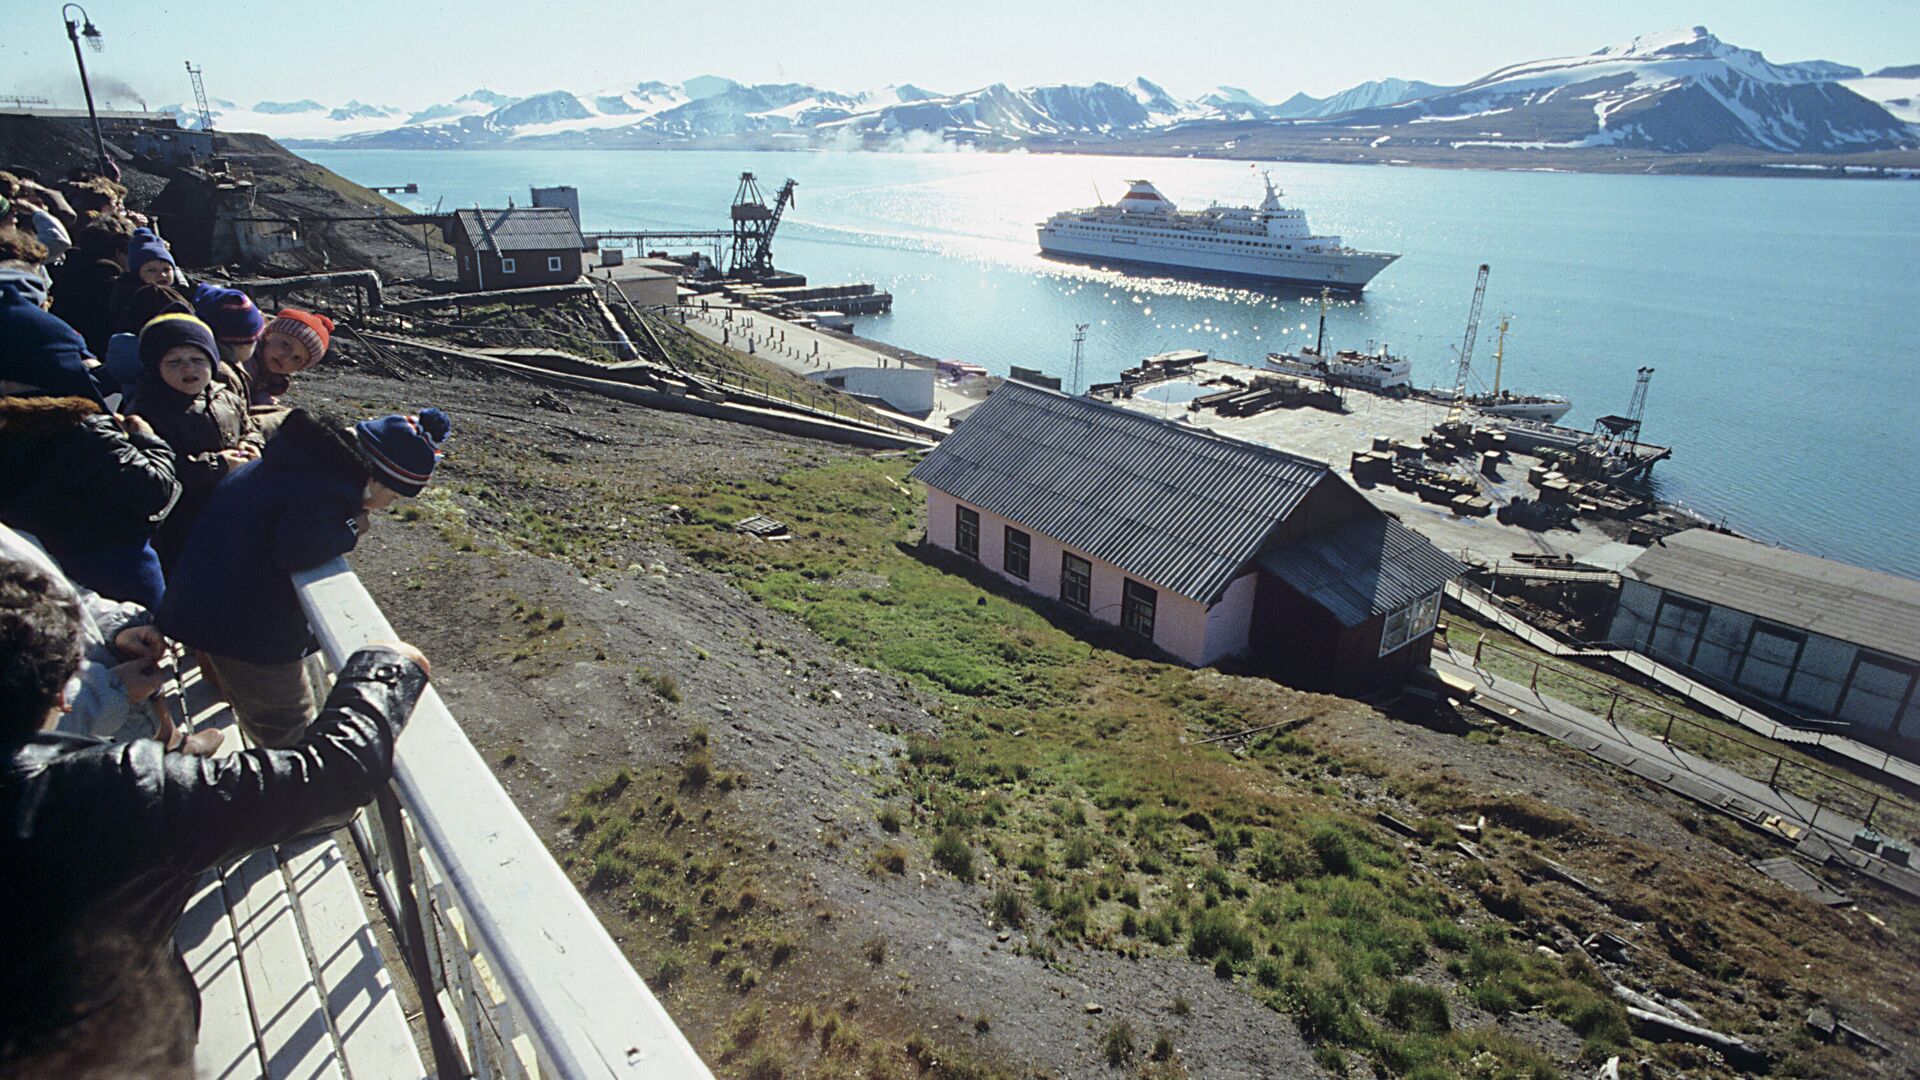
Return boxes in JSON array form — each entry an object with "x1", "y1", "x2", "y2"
[{"x1": 368, "y1": 638, "x2": 431, "y2": 680}]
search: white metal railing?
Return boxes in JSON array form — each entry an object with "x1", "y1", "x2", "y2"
[{"x1": 293, "y1": 558, "x2": 714, "y2": 1080}]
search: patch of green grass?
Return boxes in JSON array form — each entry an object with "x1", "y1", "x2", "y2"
[
  {"x1": 660, "y1": 460, "x2": 1613, "y2": 1076},
  {"x1": 932, "y1": 828, "x2": 975, "y2": 881}
]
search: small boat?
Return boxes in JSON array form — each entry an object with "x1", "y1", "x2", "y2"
[
  {"x1": 1465, "y1": 319, "x2": 1569, "y2": 423},
  {"x1": 1264, "y1": 286, "x2": 1410, "y2": 392}
]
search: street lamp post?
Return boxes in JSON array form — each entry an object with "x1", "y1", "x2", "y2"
[{"x1": 62, "y1": 4, "x2": 110, "y2": 177}]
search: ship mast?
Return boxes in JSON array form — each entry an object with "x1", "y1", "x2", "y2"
[
  {"x1": 1490, "y1": 316, "x2": 1510, "y2": 397},
  {"x1": 1314, "y1": 286, "x2": 1330, "y2": 358}
]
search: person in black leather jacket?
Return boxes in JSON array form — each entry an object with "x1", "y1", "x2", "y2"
[{"x1": 0, "y1": 559, "x2": 430, "y2": 1079}]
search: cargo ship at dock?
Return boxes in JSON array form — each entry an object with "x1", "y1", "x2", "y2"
[{"x1": 1036, "y1": 175, "x2": 1399, "y2": 292}]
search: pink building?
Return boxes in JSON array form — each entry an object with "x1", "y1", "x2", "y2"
[{"x1": 910, "y1": 382, "x2": 1461, "y2": 690}]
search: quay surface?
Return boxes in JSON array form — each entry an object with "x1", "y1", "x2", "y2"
[
  {"x1": 676, "y1": 299, "x2": 993, "y2": 424},
  {"x1": 1102, "y1": 360, "x2": 1627, "y2": 568}
]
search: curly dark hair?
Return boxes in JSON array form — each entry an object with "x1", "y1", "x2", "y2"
[
  {"x1": 0, "y1": 223, "x2": 49, "y2": 266},
  {"x1": 0, "y1": 560, "x2": 84, "y2": 739}
]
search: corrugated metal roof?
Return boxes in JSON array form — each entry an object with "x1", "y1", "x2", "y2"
[
  {"x1": 1258, "y1": 516, "x2": 1464, "y2": 627},
  {"x1": 1625, "y1": 529, "x2": 1920, "y2": 662},
  {"x1": 451, "y1": 207, "x2": 584, "y2": 254},
  {"x1": 909, "y1": 382, "x2": 1332, "y2": 603}
]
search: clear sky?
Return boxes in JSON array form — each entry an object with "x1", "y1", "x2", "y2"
[{"x1": 5, "y1": 0, "x2": 1916, "y2": 111}]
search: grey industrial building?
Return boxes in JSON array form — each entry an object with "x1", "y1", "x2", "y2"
[{"x1": 1606, "y1": 529, "x2": 1920, "y2": 744}]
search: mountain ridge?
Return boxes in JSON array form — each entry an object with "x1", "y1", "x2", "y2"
[{"x1": 155, "y1": 27, "x2": 1915, "y2": 163}]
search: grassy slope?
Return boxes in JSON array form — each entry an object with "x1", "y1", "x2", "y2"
[{"x1": 660, "y1": 458, "x2": 1648, "y2": 1079}]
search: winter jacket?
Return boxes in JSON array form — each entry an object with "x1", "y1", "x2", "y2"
[
  {"x1": 0, "y1": 647, "x2": 426, "y2": 1078},
  {"x1": 125, "y1": 363, "x2": 263, "y2": 568},
  {"x1": 0, "y1": 525, "x2": 158, "y2": 743},
  {"x1": 48, "y1": 258, "x2": 122, "y2": 359},
  {"x1": 159, "y1": 409, "x2": 371, "y2": 663},
  {"x1": 0, "y1": 396, "x2": 180, "y2": 560},
  {"x1": 0, "y1": 271, "x2": 102, "y2": 405}
]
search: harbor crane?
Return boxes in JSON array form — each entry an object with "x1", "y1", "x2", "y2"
[
  {"x1": 727, "y1": 172, "x2": 797, "y2": 279},
  {"x1": 184, "y1": 61, "x2": 213, "y2": 133},
  {"x1": 1594, "y1": 366, "x2": 1655, "y2": 455},
  {"x1": 1444, "y1": 263, "x2": 1491, "y2": 427}
]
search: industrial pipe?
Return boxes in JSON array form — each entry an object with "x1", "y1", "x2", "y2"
[{"x1": 230, "y1": 270, "x2": 385, "y2": 315}]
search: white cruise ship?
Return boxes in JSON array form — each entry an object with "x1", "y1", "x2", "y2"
[{"x1": 1037, "y1": 175, "x2": 1399, "y2": 291}]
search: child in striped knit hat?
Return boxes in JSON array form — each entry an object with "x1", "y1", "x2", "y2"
[{"x1": 243, "y1": 308, "x2": 332, "y2": 408}]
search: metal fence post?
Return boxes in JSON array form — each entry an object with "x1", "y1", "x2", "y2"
[
  {"x1": 1474, "y1": 635, "x2": 1485, "y2": 664},
  {"x1": 1661, "y1": 712, "x2": 1675, "y2": 744},
  {"x1": 1529, "y1": 659, "x2": 1540, "y2": 692},
  {"x1": 1866, "y1": 794, "x2": 1881, "y2": 829},
  {"x1": 1606, "y1": 691, "x2": 1619, "y2": 724},
  {"x1": 1768, "y1": 755, "x2": 1783, "y2": 788}
]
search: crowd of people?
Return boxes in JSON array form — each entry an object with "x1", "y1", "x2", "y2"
[{"x1": 1, "y1": 165, "x2": 453, "y2": 1077}]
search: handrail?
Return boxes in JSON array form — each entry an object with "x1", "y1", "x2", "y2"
[{"x1": 293, "y1": 558, "x2": 714, "y2": 1079}]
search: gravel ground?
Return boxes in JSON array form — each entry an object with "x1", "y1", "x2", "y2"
[{"x1": 296, "y1": 355, "x2": 1331, "y2": 1077}]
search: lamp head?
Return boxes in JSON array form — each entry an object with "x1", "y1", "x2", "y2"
[{"x1": 83, "y1": 21, "x2": 103, "y2": 52}]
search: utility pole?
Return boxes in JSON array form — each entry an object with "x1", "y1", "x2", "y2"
[
  {"x1": 1069, "y1": 323, "x2": 1089, "y2": 396},
  {"x1": 61, "y1": 5, "x2": 109, "y2": 177}
]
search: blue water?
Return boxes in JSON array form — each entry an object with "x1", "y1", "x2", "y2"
[{"x1": 308, "y1": 148, "x2": 1920, "y2": 579}]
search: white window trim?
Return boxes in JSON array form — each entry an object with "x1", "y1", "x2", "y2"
[
  {"x1": 501, "y1": 257, "x2": 517, "y2": 274},
  {"x1": 1380, "y1": 590, "x2": 1442, "y2": 657},
  {"x1": 547, "y1": 255, "x2": 564, "y2": 272}
]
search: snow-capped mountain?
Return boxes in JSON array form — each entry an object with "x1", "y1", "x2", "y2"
[
  {"x1": 1270, "y1": 78, "x2": 1454, "y2": 118},
  {"x1": 205, "y1": 30, "x2": 1911, "y2": 161},
  {"x1": 1333, "y1": 27, "x2": 1914, "y2": 153},
  {"x1": 1843, "y1": 67, "x2": 1920, "y2": 124}
]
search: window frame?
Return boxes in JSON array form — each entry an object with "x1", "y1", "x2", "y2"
[
  {"x1": 1734, "y1": 621, "x2": 1806, "y2": 701},
  {"x1": 500, "y1": 256, "x2": 518, "y2": 274},
  {"x1": 1060, "y1": 552, "x2": 1092, "y2": 612},
  {"x1": 1380, "y1": 589, "x2": 1442, "y2": 657},
  {"x1": 1002, "y1": 526, "x2": 1031, "y2": 581},
  {"x1": 547, "y1": 255, "x2": 564, "y2": 273},
  {"x1": 1121, "y1": 578, "x2": 1157, "y2": 640},
  {"x1": 954, "y1": 505, "x2": 980, "y2": 561}
]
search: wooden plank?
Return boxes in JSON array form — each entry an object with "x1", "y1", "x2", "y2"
[
  {"x1": 181, "y1": 870, "x2": 266, "y2": 1080},
  {"x1": 279, "y1": 835, "x2": 427, "y2": 1080},
  {"x1": 224, "y1": 848, "x2": 344, "y2": 1080}
]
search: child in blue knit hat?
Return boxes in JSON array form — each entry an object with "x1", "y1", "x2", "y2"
[{"x1": 160, "y1": 407, "x2": 450, "y2": 747}]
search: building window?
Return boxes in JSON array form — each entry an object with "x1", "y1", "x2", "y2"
[
  {"x1": 548, "y1": 255, "x2": 563, "y2": 272},
  {"x1": 1735, "y1": 622, "x2": 1805, "y2": 700},
  {"x1": 1122, "y1": 579, "x2": 1157, "y2": 640},
  {"x1": 1648, "y1": 594, "x2": 1708, "y2": 667},
  {"x1": 1060, "y1": 552, "x2": 1092, "y2": 612},
  {"x1": 1003, "y1": 526, "x2": 1030, "y2": 580},
  {"x1": 954, "y1": 505, "x2": 979, "y2": 560},
  {"x1": 501, "y1": 257, "x2": 517, "y2": 274},
  {"x1": 1835, "y1": 653, "x2": 1918, "y2": 732},
  {"x1": 1380, "y1": 590, "x2": 1442, "y2": 657}
]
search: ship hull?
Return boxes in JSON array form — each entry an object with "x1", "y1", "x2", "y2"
[
  {"x1": 1473, "y1": 400, "x2": 1572, "y2": 424},
  {"x1": 1037, "y1": 230, "x2": 1398, "y2": 292}
]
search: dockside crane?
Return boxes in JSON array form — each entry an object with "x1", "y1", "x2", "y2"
[
  {"x1": 1444, "y1": 263, "x2": 1491, "y2": 428},
  {"x1": 727, "y1": 172, "x2": 798, "y2": 279}
]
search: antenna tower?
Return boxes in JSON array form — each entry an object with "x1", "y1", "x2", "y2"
[
  {"x1": 1444, "y1": 263, "x2": 1491, "y2": 427},
  {"x1": 184, "y1": 61, "x2": 213, "y2": 132},
  {"x1": 1068, "y1": 323, "x2": 1089, "y2": 395}
]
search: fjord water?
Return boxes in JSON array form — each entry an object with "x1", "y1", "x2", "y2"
[{"x1": 309, "y1": 149, "x2": 1920, "y2": 579}]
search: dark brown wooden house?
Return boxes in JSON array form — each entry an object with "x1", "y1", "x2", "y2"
[{"x1": 443, "y1": 207, "x2": 585, "y2": 291}]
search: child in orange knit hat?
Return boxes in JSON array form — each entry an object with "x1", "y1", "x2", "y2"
[{"x1": 243, "y1": 308, "x2": 332, "y2": 407}]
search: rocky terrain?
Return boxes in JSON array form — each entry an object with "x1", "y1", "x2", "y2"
[{"x1": 282, "y1": 330, "x2": 1920, "y2": 1079}]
